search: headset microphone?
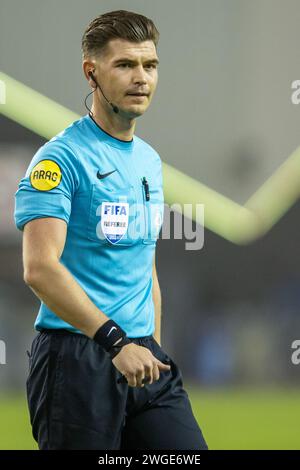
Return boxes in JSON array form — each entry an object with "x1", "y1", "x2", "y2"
[{"x1": 88, "y1": 71, "x2": 119, "y2": 114}]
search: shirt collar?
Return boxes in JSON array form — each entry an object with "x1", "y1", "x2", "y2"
[{"x1": 86, "y1": 113, "x2": 134, "y2": 151}]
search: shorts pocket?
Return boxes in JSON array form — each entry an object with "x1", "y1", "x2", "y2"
[{"x1": 151, "y1": 338, "x2": 171, "y2": 364}]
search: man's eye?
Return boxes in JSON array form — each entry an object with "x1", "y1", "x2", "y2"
[{"x1": 118, "y1": 63, "x2": 157, "y2": 69}]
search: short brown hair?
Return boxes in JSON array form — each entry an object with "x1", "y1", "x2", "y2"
[{"x1": 82, "y1": 10, "x2": 160, "y2": 59}]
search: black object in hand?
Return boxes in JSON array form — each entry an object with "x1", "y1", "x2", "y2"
[{"x1": 117, "y1": 375, "x2": 151, "y2": 385}]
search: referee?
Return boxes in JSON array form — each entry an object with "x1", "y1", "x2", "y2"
[{"x1": 14, "y1": 10, "x2": 208, "y2": 450}]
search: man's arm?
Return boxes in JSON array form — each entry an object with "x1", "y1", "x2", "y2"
[
  {"x1": 152, "y1": 255, "x2": 162, "y2": 346},
  {"x1": 23, "y1": 217, "x2": 112, "y2": 338},
  {"x1": 23, "y1": 217, "x2": 171, "y2": 387}
]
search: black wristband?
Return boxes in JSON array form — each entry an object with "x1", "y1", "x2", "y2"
[
  {"x1": 93, "y1": 320, "x2": 129, "y2": 353},
  {"x1": 108, "y1": 336, "x2": 132, "y2": 359}
]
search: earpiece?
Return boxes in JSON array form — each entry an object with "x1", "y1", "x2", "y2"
[
  {"x1": 85, "y1": 70, "x2": 119, "y2": 114},
  {"x1": 88, "y1": 70, "x2": 96, "y2": 83}
]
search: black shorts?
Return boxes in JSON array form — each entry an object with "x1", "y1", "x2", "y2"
[{"x1": 26, "y1": 329, "x2": 208, "y2": 450}]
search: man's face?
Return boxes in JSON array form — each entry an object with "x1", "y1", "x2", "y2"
[{"x1": 89, "y1": 39, "x2": 159, "y2": 118}]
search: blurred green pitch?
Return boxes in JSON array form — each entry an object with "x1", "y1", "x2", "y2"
[{"x1": 1, "y1": 387, "x2": 300, "y2": 450}]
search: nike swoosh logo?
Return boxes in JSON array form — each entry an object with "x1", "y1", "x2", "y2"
[
  {"x1": 107, "y1": 326, "x2": 117, "y2": 337},
  {"x1": 97, "y1": 169, "x2": 116, "y2": 180}
]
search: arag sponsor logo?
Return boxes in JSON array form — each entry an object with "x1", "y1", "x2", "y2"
[{"x1": 30, "y1": 159, "x2": 62, "y2": 191}]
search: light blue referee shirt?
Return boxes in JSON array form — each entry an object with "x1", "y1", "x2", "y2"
[{"x1": 14, "y1": 113, "x2": 164, "y2": 338}]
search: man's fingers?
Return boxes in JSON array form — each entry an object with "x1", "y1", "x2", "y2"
[
  {"x1": 116, "y1": 353, "x2": 171, "y2": 387},
  {"x1": 136, "y1": 368, "x2": 146, "y2": 387},
  {"x1": 128, "y1": 374, "x2": 137, "y2": 387},
  {"x1": 144, "y1": 363, "x2": 153, "y2": 385},
  {"x1": 152, "y1": 362, "x2": 160, "y2": 382},
  {"x1": 157, "y1": 360, "x2": 171, "y2": 371}
]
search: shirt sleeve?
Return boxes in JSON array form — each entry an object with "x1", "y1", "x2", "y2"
[{"x1": 14, "y1": 139, "x2": 80, "y2": 231}]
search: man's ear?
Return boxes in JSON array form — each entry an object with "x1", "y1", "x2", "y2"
[{"x1": 82, "y1": 60, "x2": 96, "y2": 85}]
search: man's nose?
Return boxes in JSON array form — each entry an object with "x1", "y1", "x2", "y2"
[{"x1": 133, "y1": 65, "x2": 147, "y2": 84}]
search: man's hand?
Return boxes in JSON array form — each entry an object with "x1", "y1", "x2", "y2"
[{"x1": 112, "y1": 342, "x2": 171, "y2": 388}]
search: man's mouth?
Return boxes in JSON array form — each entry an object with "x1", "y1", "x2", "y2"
[{"x1": 126, "y1": 92, "x2": 149, "y2": 96}]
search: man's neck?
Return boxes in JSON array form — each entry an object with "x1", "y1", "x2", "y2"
[{"x1": 90, "y1": 104, "x2": 136, "y2": 142}]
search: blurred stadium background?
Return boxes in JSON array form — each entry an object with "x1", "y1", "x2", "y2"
[{"x1": 1, "y1": 0, "x2": 300, "y2": 449}]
